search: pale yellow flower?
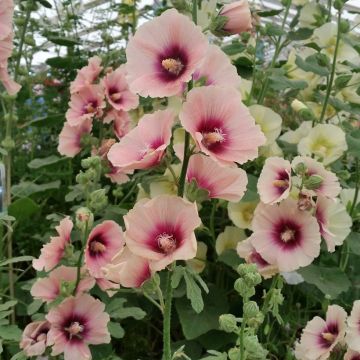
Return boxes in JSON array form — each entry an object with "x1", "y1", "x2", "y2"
[
  {"x1": 216, "y1": 226, "x2": 247, "y2": 255},
  {"x1": 299, "y1": 2, "x2": 322, "y2": 28},
  {"x1": 259, "y1": 141, "x2": 283, "y2": 158},
  {"x1": 186, "y1": 241, "x2": 208, "y2": 273},
  {"x1": 338, "y1": 73, "x2": 360, "y2": 105},
  {"x1": 280, "y1": 121, "x2": 312, "y2": 144},
  {"x1": 228, "y1": 200, "x2": 258, "y2": 230},
  {"x1": 149, "y1": 164, "x2": 181, "y2": 198}
]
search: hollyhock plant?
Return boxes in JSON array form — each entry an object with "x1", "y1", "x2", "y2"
[
  {"x1": 20, "y1": 321, "x2": 50, "y2": 357},
  {"x1": 124, "y1": 195, "x2": 201, "y2": 271},
  {"x1": 103, "y1": 247, "x2": 151, "y2": 288},
  {"x1": 102, "y1": 66, "x2": 139, "y2": 111},
  {"x1": 179, "y1": 85, "x2": 265, "y2": 165},
  {"x1": 58, "y1": 119, "x2": 92, "y2": 158},
  {"x1": 257, "y1": 157, "x2": 292, "y2": 204},
  {"x1": 104, "y1": 109, "x2": 131, "y2": 139},
  {"x1": 186, "y1": 153, "x2": 248, "y2": 202},
  {"x1": 106, "y1": 165, "x2": 132, "y2": 185},
  {"x1": 66, "y1": 85, "x2": 105, "y2": 127},
  {"x1": 46, "y1": 294, "x2": 110, "y2": 360},
  {"x1": 33, "y1": 217, "x2": 73, "y2": 272},
  {"x1": 108, "y1": 109, "x2": 174, "y2": 171},
  {"x1": 31, "y1": 266, "x2": 95, "y2": 303},
  {"x1": 216, "y1": 226, "x2": 247, "y2": 255},
  {"x1": 315, "y1": 196, "x2": 352, "y2": 252},
  {"x1": 85, "y1": 220, "x2": 125, "y2": 278},
  {"x1": 294, "y1": 305, "x2": 347, "y2": 360},
  {"x1": 250, "y1": 199, "x2": 321, "y2": 272},
  {"x1": 345, "y1": 300, "x2": 360, "y2": 352},
  {"x1": 186, "y1": 241, "x2": 208, "y2": 274},
  {"x1": 228, "y1": 199, "x2": 258, "y2": 230}
]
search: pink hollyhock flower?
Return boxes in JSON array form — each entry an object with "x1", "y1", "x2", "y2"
[
  {"x1": 106, "y1": 165, "x2": 132, "y2": 185},
  {"x1": 46, "y1": 294, "x2": 110, "y2": 360},
  {"x1": 237, "y1": 238, "x2": 278, "y2": 279},
  {"x1": 0, "y1": 3, "x2": 13, "y2": 37},
  {"x1": 33, "y1": 217, "x2": 73, "y2": 272},
  {"x1": 345, "y1": 349, "x2": 360, "y2": 360},
  {"x1": 58, "y1": 119, "x2": 92, "y2": 158},
  {"x1": 20, "y1": 321, "x2": 50, "y2": 357},
  {"x1": 85, "y1": 220, "x2": 125, "y2": 278},
  {"x1": 70, "y1": 56, "x2": 103, "y2": 94},
  {"x1": 315, "y1": 196, "x2": 352, "y2": 252},
  {"x1": 95, "y1": 277, "x2": 120, "y2": 295},
  {"x1": 219, "y1": 0, "x2": 252, "y2": 35},
  {"x1": 257, "y1": 157, "x2": 292, "y2": 204},
  {"x1": 103, "y1": 247, "x2": 151, "y2": 288},
  {"x1": 31, "y1": 266, "x2": 95, "y2": 303},
  {"x1": 102, "y1": 66, "x2": 139, "y2": 111},
  {"x1": 294, "y1": 305, "x2": 347, "y2": 360},
  {"x1": 125, "y1": 195, "x2": 201, "y2": 271},
  {"x1": 193, "y1": 45, "x2": 241, "y2": 88},
  {"x1": 346, "y1": 300, "x2": 360, "y2": 352},
  {"x1": 126, "y1": 8, "x2": 208, "y2": 98},
  {"x1": 104, "y1": 109, "x2": 131, "y2": 139},
  {"x1": 186, "y1": 153, "x2": 248, "y2": 202},
  {"x1": 66, "y1": 85, "x2": 105, "y2": 126},
  {"x1": 108, "y1": 109, "x2": 174, "y2": 171},
  {"x1": 292, "y1": 156, "x2": 341, "y2": 199},
  {"x1": 251, "y1": 199, "x2": 321, "y2": 272},
  {"x1": 179, "y1": 86, "x2": 265, "y2": 165}
]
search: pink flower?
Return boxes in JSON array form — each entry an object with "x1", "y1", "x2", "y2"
[
  {"x1": 315, "y1": 196, "x2": 352, "y2": 252},
  {"x1": 219, "y1": 0, "x2": 252, "y2": 35},
  {"x1": 70, "y1": 56, "x2": 102, "y2": 94},
  {"x1": 31, "y1": 266, "x2": 95, "y2": 303},
  {"x1": 95, "y1": 277, "x2": 120, "y2": 295},
  {"x1": 124, "y1": 195, "x2": 201, "y2": 271},
  {"x1": 66, "y1": 85, "x2": 105, "y2": 126},
  {"x1": 179, "y1": 86, "x2": 265, "y2": 165},
  {"x1": 126, "y1": 8, "x2": 208, "y2": 97},
  {"x1": 20, "y1": 321, "x2": 50, "y2": 357},
  {"x1": 102, "y1": 66, "x2": 139, "y2": 111},
  {"x1": 58, "y1": 120, "x2": 92, "y2": 158},
  {"x1": 104, "y1": 109, "x2": 131, "y2": 139},
  {"x1": 103, "y1": 247, "x2": 151, "y2": 288},
  {"x1": 345, "y1": 349, "x2": 360, "y2": 360},
  {"x1": 186, "y1": 153, "x2": 248, "y2": 202},
  {"x1": 106, "y1": 165, "x2": 132, "y2": 185},
  {"x1": 193, "y1": 45, "x2": 241, "y2": 88},
  {"x1": 250, "y1": 199, "x2": 321, "y2": 272},
  {"x1": 46, "y1": 294, "x2": 110, "y2": 360},
  {"x1": 108, "y1": 109, "x2": 174, "y2": 171},
  {"x1": 33, "y1": 217, "x2": 73, "y2": 272},
  {"x1": 257, "y1": 157, "x2": 292, "y2": 204},
  {"x1": 295, "y1": 305, "x2": 347, "y2": 360},
  {"x1": 346, "y1": 300, "x2": 360, "y2": 352},
  {"x1": 237, "y1": 238, "x2": 278, "y2": 279},
  {"x1": 85, "y1": 220, "x2": 125, "y2": 278},
  {"x1": 292, "y1": 156, "x2": 341, "y2": 199}
]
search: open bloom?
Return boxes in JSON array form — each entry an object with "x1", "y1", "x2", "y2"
[
  {"x1": 58, "y1": 120, "x2": 92, "y2": 158},
  {"x1": 47, "y1": 294, "x2": 110, "y2": 360},
  {"x1": 104, "y1": 109, "x2": 131, "y2": 139},
  {"x1": 228, "y1": 200, "x2": 258, "y2": 230},
  {"x1": 126, "y1": 8, "x2": 208, "y2": 98},
  {"x1": 31, "y1": 266, "x2": 95, "y2": 303},
  {"x1": 237, "y1": 238, "x2": 278, "y2": 279},
  {"x1": 346, "y1": 300, "x2": 360, "y2": 352},
  {"x1": 280, "y1": 121, "x2": 312, "y2": 145},
  {"x1": 33, "y1": 217, "x2": 73, "y2": 272},
  {"x1": 186, "y1": 154, "x2": 248, "y2": 202},
  {"x1": 20, "y1": 321, "x2": 50, "y2": 357},
  {"x1": 345, "y1": 349, "x2": 360, "y2": 360},
  {"x1": 193, "y1": 45, "x2": 241, "y2": 88},
  {"x1": 102, "y1": 66, "x2": 139, "y2": 111},
  {"x1": 108, "y1": 109, "x2": 174, "y2": 171},
  {"x1": 186, "y1": 241, "x2": 208, "y2": 273},
  {"x1": 180, "y1": 86, "x2": 265, "y2": 165},
  {"x1": 257, "y1": 157, "x2": 292, "y2": 204},
  {"x1": 216, "y1": 226, "x2": 247, "y2": 255},
  {"x1": 292, "y1": 156, "x2": 340, "y2": 199},
  {"x1": 219, "y1": 0, "x2": 252, "y2": 35},
  {"x1": 125, "y1": 195, "x2": 201, "y2": 271},
  {"x1": 85, "y1": 220, "x2": 125, "y2": 278},
  {"x1": 294, "y1": 305, "x2": 347, "y2": 360},
  {"x1": 103, "y1": 247, "x2": 151, "y2": 288},
  {"x1": 315, "y1": 196, "x2": 352, "y2": 252},
  {"x1": 251, "y1": 199, "x2": 321, "y2": 272},
  {"x1": 70, "y1": 56, "x2": 102, "y2": 94},
  {"x1": 66, "y1": 85, "x2": 105, "y2": 126}
]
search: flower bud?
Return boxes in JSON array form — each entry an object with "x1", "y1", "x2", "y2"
[
  {"x1": 1, "y1": 137, "x2": 15, "y2": 150},
  {"x1": 244, "y1": 301, "x2": 260, "y2": 318},
  {"x1": 185, "y1": 179, "x2": 209, "y2": 203},
  {"x1": 244, "y1": 272, "x2": 262, "y2": 287},
  {"x1": 219, "y1": 314, "x2": 239, "y2": 333},
  {"x1": 89, "y1": 189, "x2": 108, "y2": 212},
  {"x1": 339, "y1": 19, "x2": 350, "y2": 33},
  {"x1": 234, "y1": 278, "x2": 255, "y2": 298},
  {"x1": 294, "y1": 162, "x2": 307, "y2": 176},
  {"x1": 237, "y1": 263, "x2": 257, "y2": 277},
  {"x1": 228, "y1": 347, "x2": 241, "y2": 360},
  {"x1": 75, "y1": 207, "x2": 94, "y2": 231},
  {"x1": 303, "y1": 174, "x2": 323, "y2": 190}
]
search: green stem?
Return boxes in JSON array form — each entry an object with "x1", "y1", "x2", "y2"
[
  {"x1": 209, "y1": 199, "x2": 217, "y2": 243},
  {"x1": 73, "y1": 223, "x2": 89, "y2": 295},
  {"x1": 239, "y1": 315, "x2": 246, "y2": 360},
  {"x1": 319, "y1": 10, "x2": 342, "y2": 123}
]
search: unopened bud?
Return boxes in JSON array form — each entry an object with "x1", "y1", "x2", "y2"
[
  {"x1": 304, "y1": 174, "x2": 323, "y2": 190},
  {"x1": 75, "y1": 207, "x2": 94, "y2": 231},
  {"x1": 219, "y1": 314, "x2": 238, "y2": 333}
]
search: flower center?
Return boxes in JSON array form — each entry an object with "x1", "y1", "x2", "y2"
[
  {"x1": 280, "y1": 228, "x2": 295, "y2": 243},
  {"x1": 202, "y1": 128, "x2": 225, "y2": 148},
  {"x1": 161, "y1": 58, "x2": 184, "y2": 76},
  {"x1": 65, "y1": 321, "x2": 84, "y2": 339},
  {"x1": 272, "y1": 179, "x2": 288, "y2": 188},
  {"x1": 321, "y1": 331, "x2": 336, "y2": 343},
  {"x1": 139, "y1": 144, "x2": 154, "y2": 159},
  {"x1": 85, "y1": 102, "x2": 97, "y2": 114},
  {"x1": 90, "y1": 241, "x2": 106, "y2": 254},
  {"x1": 110, "y1": 92, "x2": 122, "y2": 103},
  {"x1": 157, "y1": 233, "x2": 177, "y2": 254}
]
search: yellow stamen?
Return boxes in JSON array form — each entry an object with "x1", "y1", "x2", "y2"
[
  {"x1": 110, "y1": 92, "x2": 122, "y2": 102},
  {"x1": 85, "y1": 103, "x2": 96, "y2": 113},
  {"x1": 202, "y1": 129, "x2": 225, "y2": 147},
  {"x1": 65, "y1": 322, "x2": 84, "y2": 338},
  {"x1": 161, "y1": 58, "x2": 184, "y2": 75},
  {"x1": 280, "y1": 228, "x2": 295, "y2": 243},
  {"x1": 90, "y1": 241, "x2": 106, "y2": 253},
  {"x1": 273, "y1": 179, "x2": 288, "y2": 188},
  {"x1": 322, "y1": 332, "x2": 336, "y2": 343}
]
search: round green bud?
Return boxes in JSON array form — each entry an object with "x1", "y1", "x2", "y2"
[
  {"x1": 244, "y1": 301, "x2": 260, "y2": 319},
  {"x1": 1, "y1": 137, "x2": 15, "y2": 150},
  {"x1": 339, "y1": 19, "x2": 350, "y2": 33},
  {"x1": 244, "y1": 272, "x2": 262, "y2": 287},
  {"x1": 219, "y1": 314, "x2": 239, "y2": 333},
  {"x1": 303, "y1": 174, "x2": 324, "y2": 190},
  {"x1": 234, "y1": 278, "x2": 255, "y2": 298},
  {"x1": 228, "y1": 347, "x2": 241, "y2": 360},
  {"x1": 89, "y1": 189, "x2": 108, "y2": 212},
  {"x1": 75, "y1": 207, "x2": 94, "y2": 231}
]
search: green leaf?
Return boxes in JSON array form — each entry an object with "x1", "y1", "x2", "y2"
[
  {"x1": 184, "y1": 271, "x2": 204, "y2": 314},
  {"x1": 269, "y1": 75, "x2": 308, "y2": 90},
  {"x1": 46, "y1": 56, "x2": 74, "y2": 69},
  {"x1": 0, "y1": 340, "x2": 2, "y2": 354},
  {"x1": 172, "y1": 266, "x2": 185, "y2": 289},
  {"x1": 347, "y1": 232, "x2": 360, "y2": 255},
  {"x1": 222, "y1": 42, "x2": 246, "y2": 56},
  {"x1": 47, "y1": 36, "x2": 80, "y2": 46},
  {"x1": 28, "y1": 155, "x2": 64, "y2": 169},
  {"x1": 0, "y1": 325, "x2": 22, "y2": 341},
  {"x1": 295, "y1": 54, "x2": 330, "y2": 76},
  {"x1": 12, "y1": 181, "x2": 61, "y2": 197},
  {"x1": 0, "y1": 301, "x2": 17, "y2": 312},
  {"x1": 35, "y1": 0, "x2": 52, "y2": 8},
  {"x1": 0, "y1": 310, "x2": 13, "y2": 319},
  {"x1": 0, "y1": 256, "x2": 33, "y2": 268},
  {"x1": 108, "y1": 321, "x2": 125, "y2": 339},
  {"x1": 217, "y1": 249, "x2": 241, "y2": 269},
  {"x1": 106, "y1": 298, "x2": 146, "y2": 320},
  {"x1": 288, "y1": 28, "x2": 313, "y2": 40},
  {"x1": 298, "y1": 265, "x2": 351, "y2": 299},
  {"x1": 335, "y1": 74, "x2": 352, "y2": 89},
  {"x1": 265, "y1": 23, "x2": 285, "y2": 36},
  {"x1": 346, "y1": 130, "x2": 360, "y2": 157},
  {"x1": 257, "y1": 9, "x2": 283, "y2": 17},
  {"x1": 10, "y1": 352, "x2": 26, "y2": 360},
  {"x1": 8, "y1": 197, "x2": 40, "y2": 221},
  {"x1": 27, "y1": 299, "x2": 43, "y2": 315}
]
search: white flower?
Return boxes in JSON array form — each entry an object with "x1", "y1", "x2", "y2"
[
  {"x1": 340, "y1": 188, "x2": 360, "y2": 209},
  {"x1": 228, "y1": 200, "x2": 258, "y2": 230},
  {"x1": 299, "y1": 2, "x2": 322, "y2": 28},
  {"x1": 186, "y1": 242, "x2": 208, "y2": 273},
  {"x1": 338, "y1": 73, "x2": 360, "y2": 105},
  {"x1": 280, "y1": 121, "x2": 312, "y2": 144},
  {"x1": 259, "y1": 141, "x2": 284, "y2": 158},
  {"x1": 197, "y1": 0, "x2": 217, "y2": 30},
  {"x1": 216, "y1": 226, "x2": 247, "y2": 255}
]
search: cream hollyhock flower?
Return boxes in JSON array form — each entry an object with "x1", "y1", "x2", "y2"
[
  {"x1": 239, "y1": 78, "x2": 252, "y2": 103},
  {"x1": 338, "y1": 73, "x2": 360, "y2": 105},
  {"x1": 306, "y1": 101, "x2": 336, "y2": 121},
  {"x1": 259, "y1": 141, "x2": 284, "y2": 158},
  {"x1": 345, "y1": 300, "x2": 360, "y2": 352},
  {"x1": 298, "y1": 124, "x2": 347, "y2": 165},
  {"x1": 216, "y1": 226, "x2": 247, "y2": 255},
  {"x1": 298, "y1": 2, "x2": 322, "y2": 28},
  {"x1": 249, "y1": 105, "x2": 282, "y2": 146},
  {"x1": 197, "y1": 0, "x2": 217, "y2": 30},
  {"x1": 280, "y1": 121, "x2": 312, "y2": 144},
  {"x1": 149, "y1": 164, "x2": 181, "y2": 198},
  {"x1": 228, "y1": 200, "x2": 258, "y2": 230},
  {"x1": 293, "y1": 0, "x2": 309, "y2": 5},
  {"x1": 186, "y1": 241, "x2": 208, "y2": 273},
  {"x1": 340, "y1": 188, "x2": 360, "y2": 209}
]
